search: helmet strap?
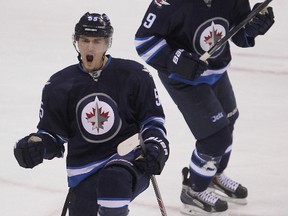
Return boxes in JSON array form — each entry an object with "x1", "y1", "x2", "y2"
[{"x1": 73, "y1": 40, "x2": 83, "y2": 63}]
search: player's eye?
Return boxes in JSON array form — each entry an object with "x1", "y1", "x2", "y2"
[
  {"x1": 93, "y1": 39, "x2": 103, "y2": 44},
  {"x1": 79, "y1": 37, "x2": 90, "y2": 43}
]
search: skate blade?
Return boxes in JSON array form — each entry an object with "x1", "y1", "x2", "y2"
[
  {"x1": 208, "y1": 187, "x2": 248, "y2": 205},
  {"x1": 180, "y1": 204, "x2": 228, "y2": 216}
]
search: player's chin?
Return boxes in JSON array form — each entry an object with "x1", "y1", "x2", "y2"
[{"x1": 82, "y1": 60, "x2": 95, "y2": 71}]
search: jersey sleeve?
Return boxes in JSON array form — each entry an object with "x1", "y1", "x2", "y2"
[
  {"x1": 37, "y1": 74, "x2": 71, "y2": 139},
  {"x1": 135, "y1": 0, "x2": 182, "y2": 72},
  {"x1": 230, "y1": 0, "x2": 255, "y2": 47},
  {"x1": 130, "y1": 64, "x2": 169, "y2": 160}
]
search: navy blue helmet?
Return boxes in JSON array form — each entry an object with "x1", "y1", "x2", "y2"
[{"x1": 74, "y1": 12, "x2": 114, "y2": 40}]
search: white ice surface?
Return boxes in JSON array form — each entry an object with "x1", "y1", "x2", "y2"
[{"x1": 0, "y1": 0, "x2": 287, "y2": 215}]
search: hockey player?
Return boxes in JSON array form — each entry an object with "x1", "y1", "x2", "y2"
[
  {"x1": 14, "y1": 12, "x2": 169, "y2": 216},
  {"x1": 135, "y1": 0, "x2": 274, "y2": 215}
]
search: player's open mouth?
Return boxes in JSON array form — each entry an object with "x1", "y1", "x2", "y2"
[{"x1": 86, "y1": 55, "x2": 94, "y2": 62}]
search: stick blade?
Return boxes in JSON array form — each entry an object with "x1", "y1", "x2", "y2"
[{"x1": 117, "y1": 134, "x2": 140, "y2": 156}]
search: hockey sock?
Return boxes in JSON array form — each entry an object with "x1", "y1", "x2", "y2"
[{"x1": 189, "y1": 149, "x2": 221, "y2": 192}]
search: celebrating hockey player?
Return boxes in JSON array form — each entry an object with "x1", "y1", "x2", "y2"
[
  {"x1": 135, "y1": 0, "x2": 274, "y2": 214},
  {"x1": 14, "y1": 12, "x2": 169, "y2": 216}
]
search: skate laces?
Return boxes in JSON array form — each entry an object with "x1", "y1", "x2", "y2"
[
  {"x1": 216, "y1": 173, "x2": 239, "y2": 191},
  {"x1": 197, "y1": 190, "x2": 219, "y2": 205}
]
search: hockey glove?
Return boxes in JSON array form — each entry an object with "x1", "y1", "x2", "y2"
[
  {"x1": 134, "y1": 143, "x2": 166, "y2": 176},
  {"x1": 14, "y1": 133, "x2": 63, "y2": 168},
  {"x1": 168, "y1": 49, "x2": 207, "y2": 80},
  {"x1": 245, "y1": 3, "x2": 275, "y2": 38},
  {"x1": 14, "y1": 134, "x2": 45, "y2": 168}
]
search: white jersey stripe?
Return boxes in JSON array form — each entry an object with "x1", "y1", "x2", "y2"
[
  {"x1": 135, "y1": 38, "x2": 168, "y2": 62},
  {"x1": 67, "y1": 154, "x2": 116, "y2": 177}
]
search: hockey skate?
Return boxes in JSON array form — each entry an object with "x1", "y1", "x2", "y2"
[
  {"x1": 180, "y1": 167, "x2": 228, "y2": 216},
  {"x1": 209, "y1": 173, "x2": 248, "y2": 205}
]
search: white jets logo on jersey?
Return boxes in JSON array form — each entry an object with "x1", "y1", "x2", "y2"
[
  {"x1": 84, "y1": 96, "x2": 111, "y2": 133},
  {"x1": 154, "y1": 0, "x2": 170, "y2": 7},
  {"x1": 194, "y1": 18, "x2": 229, "y2": 59},
  {"x1": 76, "y1": 93, "x2": 122, "y2": 143},
  {"x1": 203, "y1": 23, "x2": 223, "y2": 48}
]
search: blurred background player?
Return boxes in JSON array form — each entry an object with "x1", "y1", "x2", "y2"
[
  {"x1": 135, "y1": 0, "x2": 274, "y2": 215},
  {"x1": 14, "y1": 12, "x2": 169, "y2": 216}
]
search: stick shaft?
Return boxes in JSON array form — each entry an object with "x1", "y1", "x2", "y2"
[
  {"x1": 151, "y1": 175, "x2": 168, "y2": 216},
  {"x1": 139, "y1": 135, "x2": 168, "y2": 216},
  {"x1": 61, "y1": 188, "x2": 72, "y2": 216}
]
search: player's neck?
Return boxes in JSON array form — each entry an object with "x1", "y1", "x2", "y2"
[{"x1": 93, "y1": 55, "x2": 107, "y2": 72}]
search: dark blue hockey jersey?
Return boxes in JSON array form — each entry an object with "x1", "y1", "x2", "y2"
[
  {"x1": 135, "y1": 0, "x2": 254, "y2": 85},
  {"x1": 37, "y1": 55, "x2": 168, "y2": 187}
]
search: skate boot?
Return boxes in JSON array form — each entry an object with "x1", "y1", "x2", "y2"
[
  {"x1": 180, "y1": 167, "x2": 228, "y2": 216},
  {"x1": 209, "y1": 173, "x2": 248, "y2": 205}
]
